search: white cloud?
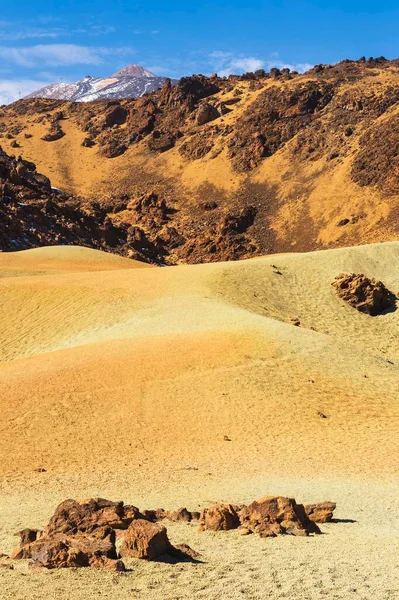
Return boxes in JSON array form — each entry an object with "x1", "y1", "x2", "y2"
[
  {"x1": 0, "y1": 29, "x2": 63, "y2": 41},
  {"x1": 0, "y1": 44, "x2": 135, "y2": 67},
  {"x1": 209, "y1": 52, "x2": 265, "y2": 77},
  {"x1": 0, "y1": 78, "x2": 51, "y2": 105},
  {"x1": 219, "y1": 57, "x2": 265, "y2": 77},
  {"x1": 89, "y1": 25, "x2": 116, "y2": 36},
  {"x1": 209, "y1": 51, "x2": 312, "y2": 77},
  {"x1": 264, "y1": 60, "x2": 313, "y2": 73}
]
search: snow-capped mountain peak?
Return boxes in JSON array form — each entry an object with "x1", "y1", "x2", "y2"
[
  {"x1": 111, "y1": 64, "x2": 156, "y2": 78},
  {"x1": 24, "y1": 65, "x2": 174, "y2": 103}
]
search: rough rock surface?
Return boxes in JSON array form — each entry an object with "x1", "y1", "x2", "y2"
[
  {"x1": 168, "y1": 508, "x2": 193, "y2": 522},
  {"x1": 12, "y1": 530, "x2": 124, "y2": 571},
  {"x1": 196, "y1": 103, "x2": 220, "y2": 125},
  {"x1": 198, "y1": 504, "x2": 241, "y2": 531},
  {"x1": 304, "y1": 502, "x2": 337, "y2": 523},
  {"x1": 46, "y1": 498, "x2": 142, "y2": 535},
  {"x1": 239, "y1": 496, "x2": 321, "y2": 537},
  {"x1": 11, "y1": 498, "x2": 199, "y2": 569},
  {"x1": 120, "y1": 519, "x2": 171, "y2": 560},
  {"x1": 332, "y1": 273, "x2": 396, "y2": 316}
]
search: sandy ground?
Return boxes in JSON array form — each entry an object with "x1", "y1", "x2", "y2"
[{"x1": 0, "y1": 243, "x2": 398, "y2": 599}]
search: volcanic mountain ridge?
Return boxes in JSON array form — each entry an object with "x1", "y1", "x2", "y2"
[{"x1": 0, "y1": 56, "x2": 398, "y2": 264}]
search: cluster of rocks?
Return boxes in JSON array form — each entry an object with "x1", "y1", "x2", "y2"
[
  {"x1": 11, "y1": 499, "x2": 200, "y2": 572},
  {"x1": 199, "y1": 497, "x2": 335, "y2": 537},
  {"x1": 10, "y1": 496, "x2": 336, "y2": 571},
  {"x1": 332, "y1": 273, "x2": 397, "y2": 316},
  {"x1": 0, "y1": 147, "x2": 184, "y2": 263},
  {"x1": 41, "y1": 115, "x2": 65, "y2": 142},
  {"x1": 228, "y1": 81, "x2": 335, "y2": 171},
  {"x1": 0, "y1": 148, "x2": 129, "y2": 255}
]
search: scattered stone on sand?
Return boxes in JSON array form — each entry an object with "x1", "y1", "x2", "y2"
[
  {"x1": 41, "y1": 121, "x2": 65, "y2": 142},
  {"x1": 239, "y1": 496, "x2": 321, "y2": 537},
  {"x1": 0, "y1": 554, "x2": 13, "y2": 570},
  {"x1": 10, "y1": 494, "x2": 336, "y2": 569},
  {"x1": 121, "y1": 519, "x2": 171, "y2": 560},
  {"x1": 168, "y1": 507, "x2": 193, "y2": 522},
  {"x1": 198, "y1": 503, "x2": 241, "y2": 531},
  {"x1": 11, "y1": 498, "x2": 199, "y2": 569},
  {"x1": 304, "y1": 502, "x2": 336, "y2": 522},
  {"x1": 11, "y1": 527, "x2": 123, "y2": 571},
  {"x1": 46, "y1": 498, "x2": 142, "y2": 535},
  {"x1": 332, "y1": 273, "x2": 396, "y2": 316}
]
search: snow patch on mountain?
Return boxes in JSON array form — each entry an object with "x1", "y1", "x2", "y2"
[{"x1": 25, "y1": 65, "x2": 174, "y2": 103}]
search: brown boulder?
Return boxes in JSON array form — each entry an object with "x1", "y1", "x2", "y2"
[
  {"x1": 104, "y1": 106, "x2": 128, "y2": 128},
  {"x1": 148, "y1": 130, "x2": 176, "y2": 153},
  {"x1": 100, "y1": 141, "x2": 127, "y2": 158},
  {"x1": 196, "y1": 103, "x2": 220, "y2": 125},
  {"x1": 16, "y1": 528, "x2": 41, "y2": 546},
  {"x1": 198, "y1": 503, "x2": 240, "y2": 531},
  {"x1": 168, "y1": 507, "x2": 193, "y2": 522},
  {"x1": 239, "y1": 496, "x2": 321, "y2": 537},
  {"x1": 304, "y1": 502, "x2": 336, "y2": 523},
  {"x1": 46, "y1": 498, "x2": 142, "y2": 536},
  {"x1": 81, "y1": 137, "x2": 95, "y2": 147},
  {"x1": 332, "y1": 273, "x2": 396, "y2": 316},
  {"x1": 41, "y1": 122, "x2": 65, "y2": 142},
  {"x1": 120, "y1": 519, "x2": 171, "y2": 560},
  {"x1": 11, "y1": 527, "x2": 124, "y2": 570}
]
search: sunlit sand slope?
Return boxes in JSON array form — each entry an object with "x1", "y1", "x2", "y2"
[
  {"x1": 0, "y1": 243, "x2": 398, "y2": 599},
  {"x1": 0, "y1": 242, "x2": 398, "y2": 476}
]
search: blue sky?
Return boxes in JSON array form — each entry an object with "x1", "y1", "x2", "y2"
[{"x1": 0, "y1": 0, "x2": 398, "y2": 103}]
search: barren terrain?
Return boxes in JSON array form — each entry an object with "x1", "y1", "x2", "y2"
[
  {"x1": 0, "y1": 243, "x2": 398, "y2": 599},
  {"x1": 0, "y1": 58, "x2": 398, "y2": 264}
]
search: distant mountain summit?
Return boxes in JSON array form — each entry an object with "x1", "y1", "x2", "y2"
[
  {"x1": 25, "y1": 65, "x2": 174, "y2": 103},
  {"x1": 111, "y1": 64, "x2": 157, "y2": 78}
]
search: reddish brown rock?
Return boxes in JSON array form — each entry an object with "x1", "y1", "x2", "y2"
[
  {"x1": 196, "y1": 103, "x2": 220, "y2": 125},
  {"x1": 168, "y1": 507, "x2": 193, "y2": 522},
  {"x1": 332, "y1": 273, "x2": 396, "y2": 316},
  {"x1": 11, "y1": 527, "x2": 124, "y2": 571},
  {"x1": 41, "y1": 122, "x2": 65, "y2": 142},
  {"x1": 239, "y1": 496, "x2": 321, "y2": 537},
  {"x1": 120, "y1": 519, "x2": 171, "y2": 560},
  {"x1": 16, "y1": 529, "x2": 41, "y2": 546},
  {"x1": 170, "y1": 543, "x2": 201, "y2": 560},
  {"x1": 304, "y1": 502, "x2": 336, "y2": 523},
  {"x1": 104, "y1": 106, "x2": 128, "y2": 128},
  {"x1": 198, "y1": 504, "x2": 240, "y2": 531},
  {"x1": 100, "y1": 140, "x2": 127, "y2": 158},
  {"x1": 147, "y1": 130, "x2": 177, "y2": 153},
  {"x1": 46, "y1": 498, "x2": 142, "y2": 536},
  {"x1": 81, "y1": 137, "x2": 95, "y2": 147}
]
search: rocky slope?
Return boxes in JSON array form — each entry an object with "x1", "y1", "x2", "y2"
[
  {"x1": 25, "y1": 64, "x2": 175, "y2": 103},
  {"x1": 0, "y1": 56, "x2": 398, "y2": 264},
  {"x1": 0, "y1": 149, "x2": 139, "y2": 256}
]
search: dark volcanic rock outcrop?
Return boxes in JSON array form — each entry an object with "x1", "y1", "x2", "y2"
[
  {"x1": 0, "y1": 58, "x2": 398, "y2": 264},
  {"x1": 228, "y1": 81, "x2": 334, "y2": 171}
]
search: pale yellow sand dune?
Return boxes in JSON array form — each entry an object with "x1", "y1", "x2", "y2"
[{"x1": 0, "y1": 243, "x2": 398, "y2": 599}]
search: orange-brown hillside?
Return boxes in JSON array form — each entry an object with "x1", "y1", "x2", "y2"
[{"x1": 0, "y1": 56, "x2": 398, "y2": 264}]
